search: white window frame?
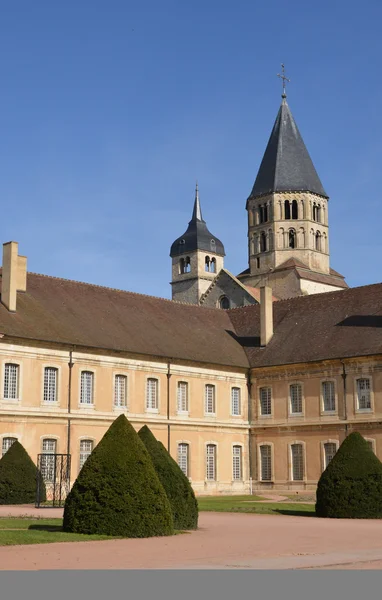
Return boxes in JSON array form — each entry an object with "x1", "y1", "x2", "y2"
[
  {"x1": 79, "y1": 438, "x2": 94, "y2": 471},
  {"x1": 258, "y1": 386, "x2": 272, "y2": 417},
  {"x1": 146, "y1": 377, "x2": 159, "y2": 413},
  {"x1": 114, "y1": 373, "x2": 128, "y2": 409},
  {"x1": 40, "y1": 437, "x2": 58, "y2": 483},
  {"x1": 1, "y1": 436, "x2": 18, "y2": 457},
  {"x1": 177, "y1": 381, "x2": 189, "y2": 414},
  {"x1": 231, "y1": 387, "x2": 242, "y2": 416},
  {"x1": 204, "y1": 384, "x2": 216, "y2": 416},
  {"x1": 321, "y1": 439, "x2": 339, "y2": 471},
  {"x1": 289, "y1": 441, "x2": 306, "y2": 482},
  {"x1": 232, "y1": 444, "x2": 243, "y2": 481},
  {"x1": 258, "y1": 443, "x2": 274, "y2": 482},
  {"x1": 3, "y1": 362, "x2": 21, "y2": 402},
  {"x1": 177, "y1": 441, "x2": 190, "y2": 477},
  {"x1": 364, "y1": 438, "x2": 376, "y2": 454},
  {"x1": 79, "y1": 370, "x2": 95, "y2": 407},
  {"x1": 43, "y1": 366, "x2": 59, "y2": 404},
  {"x1": 205, "y1": 442, "x2": 217, "y2": 481},
  {"x1": 320, "y1": 379, "x2": 337, "y2": 414},
  {"x1": 289, "y1": 382, "x2": 304, "y2": 416},
  {"x1": 355, "y1": 377, "x2": 373, "y2": 413}
]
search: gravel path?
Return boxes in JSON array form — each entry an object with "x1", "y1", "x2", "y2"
[{"x1": 0, "y1": 509, "x2": 381, "y2": 570}]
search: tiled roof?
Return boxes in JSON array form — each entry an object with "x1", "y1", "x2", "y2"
[
  {"x1": 228, "y1": 283, "x2": 382, "y2": 368},
  {"x1": 0, "y1": 272, "x2": 248, "y2": 368}
]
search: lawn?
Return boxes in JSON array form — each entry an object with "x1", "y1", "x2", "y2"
[
  {"x1": 0, "y1": 518, "x2": 116, "y2": 546},
  {"x1": 197, "y1": 495, "x2": 316, "y2": 516}
]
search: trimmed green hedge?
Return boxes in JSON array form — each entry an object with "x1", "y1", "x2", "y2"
[
  {"x1": 138, "y1": 425, "x2": 198, "y2": 530},
  {"x1": 316, "y1": 432, "x2": 382, "y2": 518},
  {"x1": 63, "y1": 414, "x2": 174, "y2": 537},
  {"x1": 0, "y1": 441, "x2": 46, "y2": 505}
]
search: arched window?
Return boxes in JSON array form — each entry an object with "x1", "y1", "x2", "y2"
[
  {"x1": 260, "y1": 231, "x2": 267, "y2": 252},
  {"x1": 284, "y1": 200, "x2": 291, "y2": 220},
  {"x1": 1, "y1": 437, "x2": 16, "y2": 457},
  {"x1": 219, "y1": 296, "x2": 230, "y2": 310},
  {"x1": 185, "y1": 257, "x2": 191, "y2": 273},
  {"x1": 210, "y1": 258, "x2": 216, "y2": 273},
  {"x1": 79, "y1": 439, "x2": 94, "y2": 470},
  {"x1": 268, "y1": 229, "x2": 273, "y2": 251},
  {"x1": 292, "y1": 199, "x2": 298, "y2": 219},
  {"x1": 289, "y1": 229, "x2": 296, "y2": 249},
  {"x1": 179, "y1": 258, "x2": 185, "y2": 274},
  {"x1": 177, "y1": 443, "x2": 189, "y2": 476},
  {"x1": 315, "y1": 231, "x2": 321, "y2": 251},
  {"x1": 205, "y1": 256, "x2": 210, "y2": 272},
  {"x1": 256, "y1": 257, "x2": 260, "y2": 269}
]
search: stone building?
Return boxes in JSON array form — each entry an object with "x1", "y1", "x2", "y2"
[
  {"x1": 0, "y1": 89, "x2": 379, "y2": 497},
  {"x1": 171, "y1": 93, "x2": 347, "y2": 307}
]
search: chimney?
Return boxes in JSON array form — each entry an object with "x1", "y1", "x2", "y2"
[
  {"x1": 1, "y1": 242, "x2": 27, "y2": 312},
  {"x1": 260, "y1": 285, "x2": 273, "y2": 346}
]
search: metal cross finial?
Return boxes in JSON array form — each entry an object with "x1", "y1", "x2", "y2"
[{"x1": 277, "y1": 63, "x2": 290, "y2": 98}]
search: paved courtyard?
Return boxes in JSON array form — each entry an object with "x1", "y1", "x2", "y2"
[{"x1": 1, "y1": 507, "x2": 382, "y2": 569}]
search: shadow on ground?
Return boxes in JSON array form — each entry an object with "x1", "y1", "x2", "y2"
[{"x1": 274, "y1": 509, "x2": 317, "y2": 517}]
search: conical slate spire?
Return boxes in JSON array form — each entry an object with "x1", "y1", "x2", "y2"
[
  {"x1": 192, "y1": 182, "x2": 203, "y2": 221},
  {"x1": 249, "y1": 98, "x2": 327, "y2": 199},
  {"x1": 170, "y1": 185, "x2": 225, "y2": 258}
]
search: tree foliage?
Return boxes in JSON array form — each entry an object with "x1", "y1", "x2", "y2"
[
  {"x1": 0, "y1": 441, "x2": 46, "y2": 505},
  {"x1": 316, "y1": 432, "x2": 382, "y2": 518},
  {"x1": 63, "y1": 415, "x2": 174, "y2": 537},
  {"x1": 138, "y1": 425, "x2": 198, "y2": 530}
]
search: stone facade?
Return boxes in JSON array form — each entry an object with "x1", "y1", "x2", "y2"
[
  {"x1": 171, "y1": 250, "x2": 224, "y2": 304},
  {"x1": 200, "y1": 269, "x2": 258, "y2": 309}
]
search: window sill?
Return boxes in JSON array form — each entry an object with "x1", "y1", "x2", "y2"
[
  {"x1": 42, "y1": 402, "x2": 60, "y2": 407},
  {"x1": 113, "y1": 405, "x2": 128, "y2": 411},
  {"x1": 259, "y1": 413, "x2": 272, "y2": 418},
  {"x1": 356, "y1": 408, "x2": 373, "y2": 414},
  {"x1": 146, "y1": 408, "x2": 159, "y2": 414},
  {"x1": 289, "y1": 413, "x2": 304, "y2": 417},
  {"x1": 204, "y1": 413, "x2": 217, "y2": 418},
  {"x1": 1, "y1": 398, "x2": 20, "y2": 404},
  {"x1": 78, "y1": 404, "x2": 95, "y2": 409},
  {"x1": 177, "y1": 411, "x2": 189, "y2": 416},
  {"x1": 320, "y1": 410, "x2": 337, "y2": 416}
]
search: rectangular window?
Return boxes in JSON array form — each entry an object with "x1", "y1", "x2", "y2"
[
  {"x1": 259, "y1": 387, "x2": 272, "y2": 416},
  {"x1": 324, "y1": 442, "x2": 337, "y2": 469},
  {"x1": 80, "y1": 371, "x2": 94, "y2": 405},
  {"x1": 1, "y1": 437, "x2": 16, "y2": 457},
  {"x1": 206, "y1": 444, "x2": 216, "y2": 480},
  {"x1": 322, "y1": 381, "x2": 335, "y2": 412},
  {"x1": 260, "y1": 445, "x2": 272, "y2": 481},
  {"x1": 114, "y1": 374, "x2": 127, "y2": 408},
  {"x1": 291, "y1": 444, "x2": 304, "y2": 481},
  {"x1": 177, "y1": 443, "x2": 189, "y2": 477},
  {"x1": 290, "y1": 384, "x2": 303, "y2": 414},
  {"x1": 232, "y1": 446, "x2": 242, "y2": 480},
  {"x1": 146, "y1": 378, "x2": 158, "y2": 410},
  {"x1": 41, "y1": 438, "x2": 57, "y2": 482},
  {"x1": 79, "y1": 439, "x2": 94, "y2": 470},
  {"x1": 177, "y1": 382, "x2": 189, "y2": 413},
  {"x1": 357, "y1": 378, "x2": 371, "y2": 410},
  {"x1": 44, "y1": 367, "x2": 58, "y2": 403},
  {"x1": 205, "y1": 385, "x2": 216, "y2": 414},
  {"x1": 231, "y1": 387, "x2": 241, "y2": 416},
  {"x1": 4, "y1": 363, "x2": 19, "y2": 400}
]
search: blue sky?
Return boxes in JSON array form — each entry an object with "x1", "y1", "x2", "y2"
[{"x1": 0, "y1": 0, "x2": 381, "y2": 299}]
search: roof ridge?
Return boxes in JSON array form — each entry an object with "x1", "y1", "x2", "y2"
[{"x1": 25, "y1": 271, "x2": 220, "y2": 311}]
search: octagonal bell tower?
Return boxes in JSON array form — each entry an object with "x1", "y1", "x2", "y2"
[{"x1": 170, "y1": 184, "x2": 225, "y2": 304}]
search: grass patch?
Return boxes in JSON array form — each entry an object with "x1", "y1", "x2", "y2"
[
  {"x1": 197, "y1": 496, "x2": 315, "y2": 517},
  {"x1": 0, "y1": 518, "x2": 188, "y2": 546}
]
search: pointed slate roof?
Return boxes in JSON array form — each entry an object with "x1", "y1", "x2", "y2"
[
  {"x1": 170, "y1": 185, "x2": 225, "y2": 257},
  {"x1": 249, "y1": 98, "x2": 327, "y2": 200}
]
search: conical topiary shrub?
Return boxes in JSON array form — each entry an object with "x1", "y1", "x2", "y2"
[
  {"x1": 0, "y1": 441, "x2": 46, "y2": 505},
  {"x1": 63, "y1": 414, "x2": 174, "y2": 537},
  {"x1": 316, "y1": 432, "x2": 382, "y2": 518},
  {"x1": 138, "y1": 425, "x2": 198, "y2": 530}
]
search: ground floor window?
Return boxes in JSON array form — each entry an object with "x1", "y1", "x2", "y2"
[
  {"x1": 177, "y1": 443, "x2": 189, "y2": 477},
  {"x1": 260, "y1": 445, "x2": 272, "y2": 481},
  {"x1": 323, "y1": 442, "x2": 337, "y2": 469},
  {"x1": 232, "y1": 446, "x2": 242, "y2": 480},
  {"x1": 40, "y1": 438, "x2": 57, "y2": 482},
  {"x1": 291, "y1": 443, "x2": 304, "y2": 481},
  {"x1": 206, "y1": 444, "x2": 216, "y2": 480}
]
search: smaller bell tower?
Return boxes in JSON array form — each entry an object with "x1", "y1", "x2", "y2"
[{"x1": 170, "y1": 184, "x2": 225, "y2": 304}]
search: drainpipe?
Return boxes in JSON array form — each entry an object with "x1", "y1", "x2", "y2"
[
  {"x1": 67, "y1": 350, "x2": 74, "y2": 477},
  {"x1": 341, "y1": 360, "x2": 348, "y2": 438},
  {"x1": 167, "y1": 360, "x2": 172, "y2": 452},
  {"x1": 246, "y1": 369, "x2": 254, "y2": 493}
]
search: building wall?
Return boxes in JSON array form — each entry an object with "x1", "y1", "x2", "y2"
[
  {"x1": 171, "y1": 250, "x2": 224, "y2": 304},
  {"x1": 0, "y1": 340, "x2": 249, "y2": 495},
  {"x1": 250, "y1": 357, "x2": 382, "y2": 490},
  {"x1": 200, "y1": 270, "x2": 257, "y2": 309}
]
